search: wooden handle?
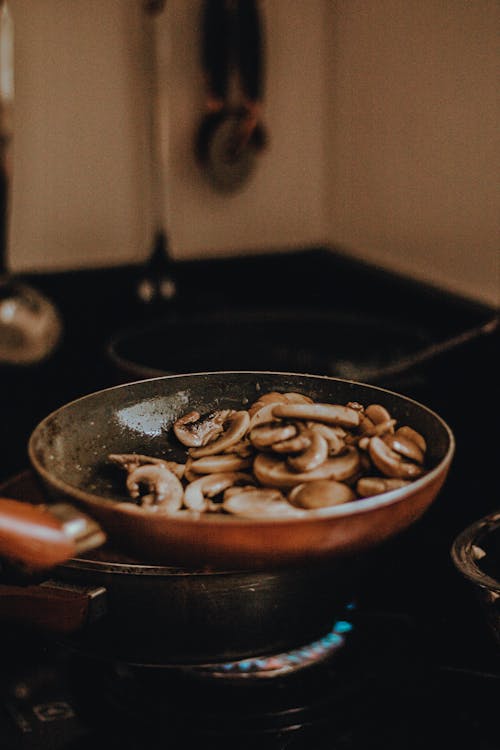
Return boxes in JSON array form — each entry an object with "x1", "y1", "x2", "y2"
[
  {"x1": 0, "y1": 497, "x2": 106, "y2": 571},
  {"x1": 0, "y1": 579, "x2": 106, "y2": 633}
]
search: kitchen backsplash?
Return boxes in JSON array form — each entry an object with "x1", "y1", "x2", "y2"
[{"x1": 6, "y1": 0, "x2": 498, "y2": 306}]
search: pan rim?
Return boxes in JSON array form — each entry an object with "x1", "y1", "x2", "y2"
[
  {"x1": 450, "y1": 511, "x2": 500, "y2": 595},
  {"x1": 27, "y1": 370, "x2": 455, "y2": 526}
]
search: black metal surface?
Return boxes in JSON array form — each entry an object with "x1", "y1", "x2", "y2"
[{"x1": 0, "y1": 246, "x2": 499, "y2": 748}]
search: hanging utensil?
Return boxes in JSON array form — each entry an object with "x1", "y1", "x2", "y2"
[
  {"x1": 136, "y1": 0, "x2": 177, "y2": 306},
  {"x1": 195, "y1": 0, "x2": 268, "y2": 193}
]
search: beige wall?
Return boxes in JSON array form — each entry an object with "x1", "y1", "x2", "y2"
[
  {"x1": 8, "y1": 0, "x2": 328, "y2": 271},
  {"x1": 8, "y1": 0, "x2": 151, "y2": 271},
  {"x1": 326, "y1": 0, "x2": 499, "y2": 305},
  {"x1": 6, "y1": 0, "x2": 499, "y2": 306}
]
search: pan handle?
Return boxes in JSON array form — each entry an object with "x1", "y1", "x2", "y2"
[
  {"x1": 0, "y1": 497, "x2": 106, "y2": 572},
  {"x1": 0, "y1": 579, "x2": 107, "y2": 633}
]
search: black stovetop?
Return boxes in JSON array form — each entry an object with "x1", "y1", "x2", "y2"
[{"x1": 0, "y1": 247, "x2": 499, "y2": 749}]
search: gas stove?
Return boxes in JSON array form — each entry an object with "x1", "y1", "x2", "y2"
[
  {"x1": 0, "y1": 247, "x2": 498, "y2": 749},
  {"x1": 0, "y1": 606, "x2": 498, "y2": 749}
]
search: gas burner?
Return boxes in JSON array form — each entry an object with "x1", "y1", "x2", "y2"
[
  {"x1": 8, "y1": 611, "x2": 498, "y2": 749},
  {"x1": 185, "y1": 611, "x2": 354, "y2": 680},
  {"x1": 62, "y1": 610, "x2": 417, "y2": 746}
]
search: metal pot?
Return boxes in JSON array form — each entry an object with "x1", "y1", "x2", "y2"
[{"x1": 451, "y1": 511, "x2": 500, "y2": 647}]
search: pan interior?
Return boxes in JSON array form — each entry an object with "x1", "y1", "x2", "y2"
[{"x1": 29, "y1": 372, "x2": 452, "y2": 507}]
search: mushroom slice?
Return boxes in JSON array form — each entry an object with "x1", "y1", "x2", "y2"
[
  {"x1": 395, "y1": 426, "x2": 427, "y2": 453},
  {"x1": 346, "y1": 401, "x2": 365, "y2": 412},
  {"x1": 222, "y1": 438, "x2": 254, "y2": 458},
  {"x1": 358, "y1": 415, "x2": 375, "y2": 435},
  {"x1": 370, "y1": 419, "x2": 396, "y2": 437},
  {"x1": 365, "y1": 404, "x2": 392, "y2": 425},
  {"x1": 248, "y1": 392, "x2": 289, "y2": 417},
  {"x1": 368, "y1": 436, "x2": 425, "y2": 480},
  {"x1": 173, "y1": 409, "x2": 230, "y2": 447},
  {"x1": 126, "y1": 464, "x2": 184, "y2": 511},
  {"x1": 287, "y1": 430, "x2": 328, "y2": 472},
  {"x1": 183, "y1": 460, "x2": 201, "y2": 483},
  {"x1": 383, "y1": 433, "x2": 425, "y2": 465},
  {"x1": 282, "y1": 392, "x2": 314, "y2": 404},
  {"x1": 272, "y1": 434, "x2": 311, "y2": 455},
  {"x1": 183, "y1": 472, "x2": 254, "y2": 511},
  {"x1": 306, "y1": 423, "x2": 345, "y2": 455},
  {"x1": 249, "y1": 421, "x2": 297, "y2": 449},
  {"x1": 108, "y1": 453, "x2": 185, "y2": 479},
  {"x1": 189, "y1": 411, "x2": 251, "y2": 458},
  {"x1": 188, "y1": 454, "x2": 252, "y2": 474},
  {"x1": 355, "y1": 415, "x2": 396, "y2": 439},
  {"x1": 223, "y1": 488, "x2": 305, "y2": 518},
  {"x1": 272, "y1": 403, "x2": 361, "y2": 428},
  {"x1": 248, "y1": 402, "x2": 285, "y2": 429},
  {"x1": 253, "y1": 448, "x2": 360, "y2": 489},
  {"x1": 288, "y1": 479, "x2": 355, "y2": 509},
  {"x1": 356, "y1": 477, "x2": 411, "y2": 497}
]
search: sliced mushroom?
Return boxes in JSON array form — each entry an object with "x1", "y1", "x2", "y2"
[
  {"x1": 282, "y1": 392, "x2": 314, "y2": 404},
  {"x1": 189, "y1": 411, "x2": 251, "y2": 458},
  {"x1": 183, "y1": 472, "x2": 254, "y2": 511},
  {"x1": 223, "y1": 484, "x2": 258, "y2": 500},
  {"x1": 222, "y1": 438, "x2": 254, "y2": 458},
  {"x1": 371, "y1": 419, "x2": 396, "y2": 437},
  {"x1": 126, "y1": 464, "x2": 184, "y2": 511},
  {"x1": 346, "y1": 401, "x2": 365, "y2": 412},
  {"x1": 356, "y1": 477, "x2": 411, "y2": 497},
  {"x1": 355, "y1": 416, "x2": 395, "y2": 439},
  {"x1": 365, "y1": 404, "x2": 392, "y2": 425},
  {"x1": 108, "y1": 453, "x2": 185, "y2": 479},
  {"x1": 288, "y1": 479, "x2": 355, "y2": 509},
  {"x1": 272, "y1": 403, "x2": 361, "y2": 428},
  {"x1": 188, "y1": 454, "x2": 252, "y2": 474},
  {"x1": 287, "y1": 430, "x2": 328, "y2": 472},
  {"x1": 249, "y1": 421, "x2": 297, "y2": 449},
  {"x1": 358, "y1": 415, "x2": 375, "y2": 435},
  {"x1": 306, "y1": 423, "x2": 345, "y2": 455},
  {"x1": 368, "y1": 436, "x2": 424, "y2": 479},
  {"x1": 395, "y1": 426, "x2": 427, "y2": 453},
  {"x1": 383, "y1": 433, "x2": 425, "y2": 465},
  {"x1": 272, "y1": 434, "x2": 311, "y2": 455},
  {"x1": 253, "y1": 447, "x2": 360, "y2": 489},
  {"x1": 248, "y1": 392, "x2": 289, "y2": 418},
  {"x1": 248, "y1": 402, "x2": 285, "y2": 429},
  {"x1": 223, "y1": 488, "x2": 305, "y2": 518},
  {"x1": 183, "y1": 460, "x2": 201, "y2": 483},
  {"x1": 358, "y1": 436, "x2": 371, "y2": 451},
  {"x1": 173, "y1": 410, "x2": 230, "y2": 447}
]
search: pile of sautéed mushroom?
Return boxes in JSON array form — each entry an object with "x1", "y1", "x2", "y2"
[{"x1": 109, "y1": 390, "x2": 428, "y2": 518}]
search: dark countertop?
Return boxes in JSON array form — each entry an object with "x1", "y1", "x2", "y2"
[
  {"x1": 1, "y1": 245, "x2": 497, "y2": 484},
  {"x1": 0, "y1": 246, "x2": 499, "y2": 749}
]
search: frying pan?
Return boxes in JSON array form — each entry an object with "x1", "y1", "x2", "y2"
[
  {"x1": 0, "y1": 371, "x2": 454, "y2": 574},
  {"x1": 106, "y1": 311, "x2": 499, "y2": 387},
  {"x1": 106, "y1": 309, "x2": 432, "y2": 385},
  {"x1": 0, "y1": 472, "x2": 362, "y2": 665}
]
